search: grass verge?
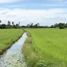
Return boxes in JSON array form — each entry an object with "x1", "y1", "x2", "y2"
[{"x1": 23, "y1": 32, "x2": 39, "y2": 67}]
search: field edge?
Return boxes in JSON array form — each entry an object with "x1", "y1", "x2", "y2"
[{"x1": 0, "y1": 29, "x2": 24, "y2": 55}]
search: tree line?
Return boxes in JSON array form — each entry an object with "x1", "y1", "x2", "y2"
[
  {"x1": 26, "y1": 23, "x2": 67, "y2": 29},
  {"x1": 0, "y1": 20, "x2": 20, "y2": 29},
  {"x1": 0, "y1": 20, "x2": 67, "y2": 29},
  {"x1": 50, "y1": 23, "x2": 67, "y2": 29}
]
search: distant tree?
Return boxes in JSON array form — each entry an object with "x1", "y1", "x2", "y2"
[
  {"x1": 30, "y1": 23, "x2": 33, "y2": 27},
  {"x1": 34, "y1": 23, "x2": 40, "y2": 28},
  {"x1": 50, "y1": 25, "x2": 54, "y2": 28},
  {"x1": 7, "y1": 21, "x2": 11, "y2": 28},
  {"x1": 0, "y1": 20, "x2": 1, "y2": 22},
  {"x1": 1, "y1": 24, "x2": 6, "y2": 29},
  {"x1": 12, "y1": 21, "x2": 14, "y2": 26},
  {"x1": 0, "y1": 20, "x2": 1, "y2": 28},
  {"x1": 19, "y1": 22, "x2": 20, "y2": 26},
  {"x1": 26, "y1": 23, "x2": 34, "y2": 28},
  {"x1": 64, "y1": 23, "x2": 67, "y2": 28},
  {"x1": 58, "y1": 23, "x2": 65, "y2": 29},
  {"x1": 8, "y1": 21, "x2": 11, "y2": 26},
  {"x1": 36, "y1": 23, "x2": 39, "y2": 26},
  {"x1": 15, "y1": 24, "x2": 19, "y2": 28},
  {"x1": 53, "y1": 23, "x2": 59, "y2": 28},
  {"x1": 27, "y1": 24, "x2": 30, "y2": 27}
]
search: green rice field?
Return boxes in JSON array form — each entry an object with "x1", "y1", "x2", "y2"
[
  {"x1": 0, "y1": 29, "x2": 23, "y2": 54},
  {"x1": 23, "y1": 29, "x2": 67, "y2": 67}
]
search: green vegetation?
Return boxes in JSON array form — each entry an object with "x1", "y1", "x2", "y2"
[
  {"x1": 0, "y1": 29, "x2": 23, "y2": 55},
  {"x1": 0, "y1": 19, "x2": 67, "y2": 29},
  {"x1": 23, "y1": 29, "x2": 67, "y2": 67}
]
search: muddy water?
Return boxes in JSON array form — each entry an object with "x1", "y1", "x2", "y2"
[{"x1": 0, "y1": 33, "x2": 27, "y2": 67}]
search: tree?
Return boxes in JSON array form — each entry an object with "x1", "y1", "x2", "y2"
[
  {"x1": 8, "y1": 21, "x2": 11, "y2": 26},
  {"x1": 1, "y1": 24, "x2": 6, "y2": 29},
  {"x1": 64, "y1": 23, "x2": 67, "y2": 28},
  {"x1": 0, "y1": 20, "x2": 1, "y2": 28},
  {"x1": 18, "y1": 22, "x2": 20, "y2": 26},
  {"x1": 12, "y1": 21, "x2": 14, "y2": 26},
  {"x1": 30, "y1": 23, "x2": 33, "y2": 27},
  {"x1": 0, "y1": 20, "x2": 1, "y2": 23},
  {"x1": 58, "y1": 23, "x2": 65, "y2": 29},
  {"x1": 16, "y1": 24, "x2": 19, "y2": 28},
  {"x1": 34, "y1": 23, "x2": 40, "y2": 28},
  {"x1": 27, "y1": 24, "x2": 30, "y2": 27},
  {"x1": 7, "y1": 21, "x2": 11, "y2": 28}
]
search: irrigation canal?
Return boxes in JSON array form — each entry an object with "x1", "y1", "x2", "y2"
[{"x1": 0, "y1": 33, "x2": 27, "y2": 67}]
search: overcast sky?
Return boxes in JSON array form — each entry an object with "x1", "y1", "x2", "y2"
[{"x1": 0, "y1": 0, "x2": 67, "y2": 26}]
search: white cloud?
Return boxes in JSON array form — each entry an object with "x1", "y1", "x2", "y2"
[
  {"x1": 0, "y1": 0, "x2": 22, "y2": 3},
  {"x1": 0, "y1": 8, "x2": 67, "y2": 26},
  {"x1": 46, "y1": 0, "x2": 64, "y2": 2},
  {"x1": 0, "y1": 0, "x2": 66, "y2": 4},
  {"x1": 49, "y1": 0, "x2": 64, "y2": 1}
]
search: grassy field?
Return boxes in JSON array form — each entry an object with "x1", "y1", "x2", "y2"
[
  {"x1": 0, "y1": 29, "x2": 23, "y2": 54},
  {"x1": 23, "y1": 29, "x2": 67, "y2": 67}
]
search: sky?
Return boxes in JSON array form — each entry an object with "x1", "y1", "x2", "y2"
[{"x1": 0, "y1": 0, "x2": 67, "y2": 26}]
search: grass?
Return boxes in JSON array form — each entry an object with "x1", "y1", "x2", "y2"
[
  {"x1": 23, "y1": 28, "x2": 67, "y2": 67},
  {"x1": 0, "y1": 29, "x2": 23, "y2": 55}
]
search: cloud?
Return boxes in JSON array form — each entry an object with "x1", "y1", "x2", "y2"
[
  {"x1": 43, "y1": 0, "x2": 64, "y2": 2},
  {"x1": 0, "y1": 0, "x2": 66, "y2": 4},
  {"x1": 0, "y1": 0, "x2": 22, "y2": 3},
  {"x1": 0, "y1": 8, "x2": 67, "y2": 26},
  {"x1": 48, "y1": 0, "x2": 64, "y2": 2}
]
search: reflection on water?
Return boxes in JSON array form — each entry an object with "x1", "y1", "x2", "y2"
[{"x1": 0, "y1": 33, "x2": 27, "y2": 67}]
